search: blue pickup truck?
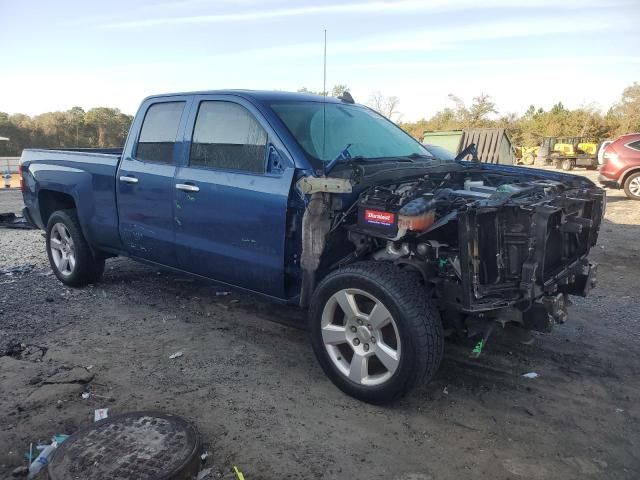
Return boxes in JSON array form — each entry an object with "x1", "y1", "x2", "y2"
[{"x1": 20, "y1": 90, "x2": 604, "y2": 403}]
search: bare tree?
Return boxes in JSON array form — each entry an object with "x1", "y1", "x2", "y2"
[{"x1": 368, "y1": 91, "x2": 401, "y2": 120}]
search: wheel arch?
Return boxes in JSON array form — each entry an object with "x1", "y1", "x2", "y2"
[
  {"x1": 621, "y1": 167, "x2": 640, "y2": 187},
  {"x1": 38, "y1": 189, "x2": 76, "y2": 226}
]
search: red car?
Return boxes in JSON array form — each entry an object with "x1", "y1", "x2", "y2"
[{"x1": 599, "y1": 133, "x2": 640, "y2": 200}]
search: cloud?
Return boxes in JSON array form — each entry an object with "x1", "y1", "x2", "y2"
[{"x1": 99, "y1": 0, "x2": 631, "y2": 29}]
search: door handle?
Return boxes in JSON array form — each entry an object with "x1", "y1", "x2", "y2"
[
  {"x1": 176, "y1": 183, "x2": 200, "y2": 192},
  {"x1": 119, "y1": 175, "x2": 139, "y2": 184}
]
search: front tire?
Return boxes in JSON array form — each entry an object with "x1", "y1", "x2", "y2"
[
  {"x1": 46, "y1": 210, "x2": 105, "y2": 286},
  {"x1": 561, "y1": 159, "x2": 575, "y2": 171},
  {"x1": 624, "y1": 172, "x2": 640, "y2": 200},
  {"x1": 308, "y1": 262, "x2": 443, "y2": 404}
]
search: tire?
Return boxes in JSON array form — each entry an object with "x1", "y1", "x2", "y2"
[
  {"x1": 623, "y1": 172, "x2": 640, "y2": 200},
  {"x1": 522, "y1": 152, "x2": 535, "y2": 166},
  {"x1": 46, "y1": 209, "x2": 106, "y2": 286},
  {"x1": 308, "y1": 262, "x2": 444, "y2": 404},
  {"x1": 561, "y1": 159, "x2": 574, "y2": 171}
]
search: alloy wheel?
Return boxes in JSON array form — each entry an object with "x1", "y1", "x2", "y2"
[{"x1": 321, "y1": 288, "x2": 401, "y2": 386}]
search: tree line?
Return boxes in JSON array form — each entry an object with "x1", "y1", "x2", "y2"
[
  {"x1": 0, "y1": 107, "x2": 132, "y2": 156},
  {"x1": 399, "y1": 82, "x2": 640, "y2": 146},
  {"x1": 1, "y1": 82, "x2": 638, "y2": 156}
]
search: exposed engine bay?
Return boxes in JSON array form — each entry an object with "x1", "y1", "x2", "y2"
[{"x1": 300, "y1": 164, "x2": 605, "y2": 347}]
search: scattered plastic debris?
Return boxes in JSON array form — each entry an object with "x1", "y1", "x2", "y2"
[
  {"x1": 616, "y1": 408, "x2": 624, "y2": 413},
  {"x1": 233, "y1": 465, "x2": 246, "y2": 480},
  {"x1": 201, "y1": 451, "x2": 209, "y2": 461},
  {"x1": 196, "y1": 468, "x2": 212, "y2": 479},
  {"x1": 169, "y1": 351, "x2": 184, "y2": 359},
  {"x1": 86, "y1": 365, "x2": 94, "y2": 370},
  {"x1": 81, "y1": 392, "x2": 90, "y2": 399},
  {"x1": 94, "y1": 408, "x2": 109, "y2": 422},
  {"x1": 27, "y1": 437, "x2": 63, "y2": 479},
  {"x1": 443, "y1": 386, "x2": 449, "y2": 395},
  {"x1": 470, "y1": 338, "x2": 485, "y2": 359},
  {"x1": 522, "y1": 372, "x2": 539, "y2": 379},
  {"x1": 215, "y1": 291, "x2": 231, "y2": 296}
]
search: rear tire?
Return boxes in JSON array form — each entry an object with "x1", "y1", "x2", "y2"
[
  {"x1": 46, "y1": 210, "x2": 105, "y2": 287},
  {"x1": 308, "y1": 262, "x2": 443, "y2": 404},
  {"x1": 623, "y1": 172, "x2": 640, "y2": 200}
]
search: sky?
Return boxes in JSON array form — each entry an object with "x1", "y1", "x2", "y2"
[{"x1": 0, "y1": 0, "x2": 638, "y2": 121}]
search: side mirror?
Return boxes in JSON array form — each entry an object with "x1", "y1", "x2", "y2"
[{"x1": 267, "y1": 145, "x2": 285, "y2": 174}]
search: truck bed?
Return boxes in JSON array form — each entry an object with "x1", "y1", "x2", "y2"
[{"x1": 20, "y1": 147, "x2": 123, "y2": 251}]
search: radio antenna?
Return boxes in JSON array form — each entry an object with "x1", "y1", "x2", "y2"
[{"x1": 322, "y1": 29, "x2": 327, "y2": 176}]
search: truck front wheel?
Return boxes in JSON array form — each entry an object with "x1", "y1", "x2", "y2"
[
  {"x1": 308, "y1": 262, "x2": 443, "y2": 404},
  {"x1": 46, "y1": 210, "x2": 105, "y2": 286}
]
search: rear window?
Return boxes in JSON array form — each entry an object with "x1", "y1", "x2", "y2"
[{"x1": 136, "y1": 102, "x2": 185, "y2": 163}]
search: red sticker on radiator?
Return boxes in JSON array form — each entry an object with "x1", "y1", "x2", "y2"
[{"x1": 364, "y1": 209, "x2": 395, "y2": 226}]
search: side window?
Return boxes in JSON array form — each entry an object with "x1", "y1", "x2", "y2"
[
  {"x1": 627, "y1": 140, "x2": 640, "y2": 152},
  {"x1": 136, "y1": 102, "x2": 185, "y2": 163},
  {"x1": 190, "y1": 101, "x2": 267, "y2": 173}
]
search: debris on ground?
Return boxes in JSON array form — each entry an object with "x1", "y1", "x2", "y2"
[
  {"x1": 27, "y1": 439, "x2": 59, "y2": 479},
  {"x1": 233, "y1": 465, "x2": 246, "y2": 480},
  {"x1": 81, "y1": 392, "x2": 90, "y2": 399},
  {"x1": 522, "y1": 372, "x2": 539, "y2": 379},
  {"x1": 1, "y1": 264, "x2": 35, "y2": 275},
  {"x1": 215, "y1": 291, "x2": 231, "y2": 296},
  {"x1": 169, "y1": 351, "x2": 184, "y2": 359},
  {"x1": 443, "y1": 386, "x2": 449, "y2": 395},
  {"x1": 94, "y1": 408, "x2": 108, "y2": 422},
  {"x1": 197, "y1": 468, "x2": 212, "y2": 479},
  {"x1": 201, "y1": 451, "x2": 209, "y2": 461},
  {"x1": 0, "y1": 212, "x2": 36, "y2": 230}
]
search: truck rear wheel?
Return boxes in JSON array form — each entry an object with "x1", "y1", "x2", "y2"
[
  {"x1": 308, "y1": 262, "x2": 443, "y2": 404},
  {"x1": 46, "y1": 210, "x2": 105, "y2": 286}
]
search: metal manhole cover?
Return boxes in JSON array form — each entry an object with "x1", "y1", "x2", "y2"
[{"x1": 49, "y1": 411, "x2": 201, "y2": 480}]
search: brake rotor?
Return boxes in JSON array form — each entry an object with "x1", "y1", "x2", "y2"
[{"x1": 48, "y1": 411, "x2": 201, "y2": 480}]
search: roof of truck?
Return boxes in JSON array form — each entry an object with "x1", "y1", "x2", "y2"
[{"x1": 145, "y1": 89, "x2": 348, "y2": 104}]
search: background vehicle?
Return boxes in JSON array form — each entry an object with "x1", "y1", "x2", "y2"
[
  {"x1": 19, "y1": 90, "x2": 603, "y2": 403},
  {"x1": 597, "y1": 140, "x2": 613, "y2": 165},
  {"x1": 514, "y1": 145, "x2": 539, "y2": 166},
  {"x1": 599, "y1": 133, "x2": 640, "y2": 200},
  {"x1": 535, "y1": 136, "x2": 599, "y2": 171},
  {"x1": 422, "y1": 128, "x2": 515, "y2": 165}
]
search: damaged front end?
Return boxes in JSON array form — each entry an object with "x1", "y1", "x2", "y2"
[{"x1": 297, "y1": 163, "x2": 604, "y2": 350}]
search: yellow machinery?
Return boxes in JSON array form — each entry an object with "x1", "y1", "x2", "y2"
[
  {"x1": 514, "y1": 146, "x2": 539, "y2": 166},
  {"x1": 535, "y1": 137, "x2": 599, "y2": 170}
]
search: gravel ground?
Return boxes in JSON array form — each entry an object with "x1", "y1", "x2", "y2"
[{"x1": 0, "y1": 170, "x2": 639, "y2": 479}]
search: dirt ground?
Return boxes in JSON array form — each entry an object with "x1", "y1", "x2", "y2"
[{"x1": 0, "y1": 169, "x2": 639, "y2": 480}]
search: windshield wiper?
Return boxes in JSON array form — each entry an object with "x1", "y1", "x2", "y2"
[{"x1": 324, "y1": 144, "x2": 353, "y2": 174}]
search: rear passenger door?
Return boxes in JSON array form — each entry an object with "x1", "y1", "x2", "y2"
[
  {"x1": 117, "y1": 98, "x2": 190, "y2": 266},
  {"x1": 174, "y1": 96, "x2": 295, "y2": 298}
]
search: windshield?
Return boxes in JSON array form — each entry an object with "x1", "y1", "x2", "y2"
[
  {"x1": 423, "y1": 144, "x2": 456, "y2": 161},
  {"x1": 270, "y1": 101, "x2": 432, "y2": 167}
]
